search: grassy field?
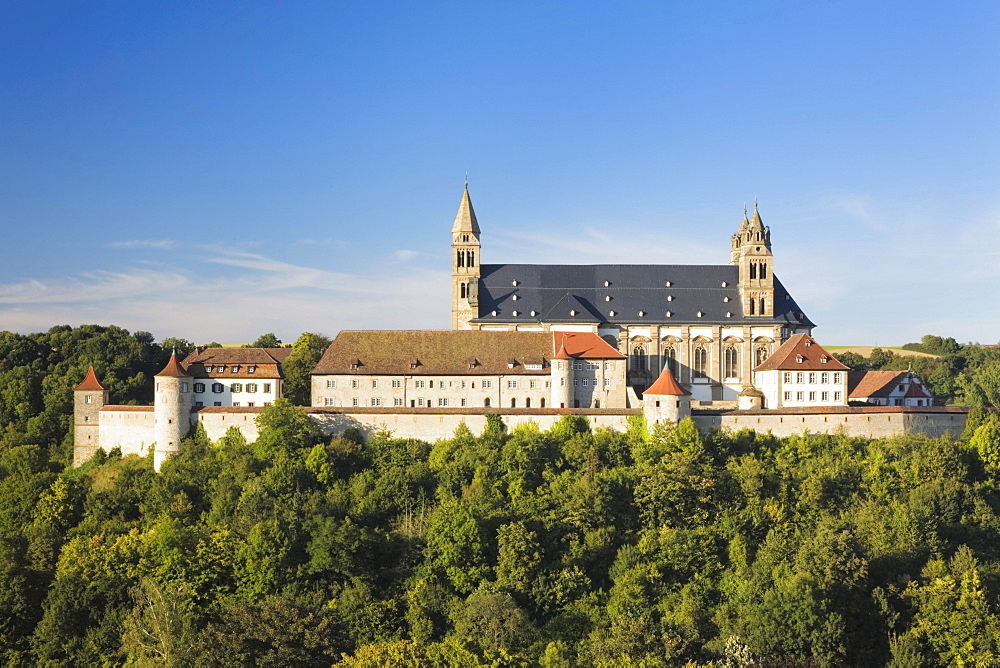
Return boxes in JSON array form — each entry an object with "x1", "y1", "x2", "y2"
[{"x1": 825, "y1": 346, "x2": 939, "y2": 358}]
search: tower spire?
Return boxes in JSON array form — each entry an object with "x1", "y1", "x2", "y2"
[{"x1": 452, "y1": 183, "x2": 480, "y2": 235}]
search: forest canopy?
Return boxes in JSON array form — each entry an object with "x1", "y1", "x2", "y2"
[{"x1": 2, "y1": 326, "x2": 1000, "y2": 665}]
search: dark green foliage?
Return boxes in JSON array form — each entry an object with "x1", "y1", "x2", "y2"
[{"x1": 7, "y1": 329, "x2": 1000, "y2": 664}]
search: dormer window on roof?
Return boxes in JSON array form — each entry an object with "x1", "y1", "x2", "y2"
[
  {"x1": 666, "y1": 295, "x2": 673, "y2": 301},
  {"x1": 570, "y1": 309, "x2": 577, "y2": 316},
  {"x1": 507, "y1": 359, "x2": 518, "y2": 368},
  {"x1": 605, "y1": 295, "x2": 611, "y2": 302},
  {"x1": 409, "y1": 359, "x2": 421, "y2": 369},
  {"x1": 665, "y1": 281, "x2": 672, "y2": 287},
  {"x1": 726, "y1": 312, "x2": 732, "y2": 318},
  {"x1": 511, "y1": 294, "x2": 518, "y2": 301},
  {"x1": 638, "y1": 310, "x2": 645, "y2": 317},
  {"x1": 796, "y1": 355, "x2": 804, "y2": 363},
  {"x1": 530, "y1": 310, "x2": 537, "y2": 317},
  {"x1": 512, "y1": 310, "x2": 519, "y2": 316},
  {"x1": 248, "y1": 365, "x2": 256, "y2": 373},
  {"x1": 604, "y1": 280, "x2": 611, "y2": 287},
  {"x1": 609, "y1": 310, "x2": 616, "y2": 317},
  {"x1": 350, "y1": 358, "x2": 361, "y2": 369},
  {"x1": 697, "y1": 311, "x2": 703, "y2": 318},
  {"x1": 511, "y1": 280, "x2": 518, "y2": 287},
  {"x1": 230, "y1": 365, "x2": 239, "y2": 373},
  {"x1": 805, "y1": 340, "x2": 812, "y2": 347},
  {"x1": 821, "y1": 356, "x2": 828, "y2": 363},
  {"x1": 467, "y1": 357, "x2": 479, "y2": 368},
  {"x1": 665, "y1": 311, "x2": 672, "y2": 317},
  {"x1": 723, "y1": 296, "x2": 729, "y2": 302},
  {"x1": 491, "y1": 310, "x2": 498, "y2": 316},
  {"x1": 215, "y1": 365, "x2": 225, "y2": 373},
  {"x1": 721, "y1": 281, "x2": 728, "y2": 287}
]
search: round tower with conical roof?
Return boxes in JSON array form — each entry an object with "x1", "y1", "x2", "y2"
[
  {"x1": 642, "y1": 366, "x2": 691, "y2": 425},
  {"x1": 74, "y1": 366, "x2": 109, "y2": 466},
  {"x1": 550, "y1": 335, "x2": 574, "y2": 409},
  {"x1": 153, "y1": 352, "x2": 193, "y2": 471}
]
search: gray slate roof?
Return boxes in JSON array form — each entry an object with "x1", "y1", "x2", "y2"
[{"x1": 474, "y1": 264, "x2": 814, "y2": 327}]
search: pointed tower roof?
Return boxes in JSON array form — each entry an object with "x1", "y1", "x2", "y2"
[
  {"x1": 75, "y1": 366, "x2": 105, "y2": 391},
  {"x1": 643, "y1": 367, "x2": 690, "y2": 396},
  {"x1": 156, "y1": 352, "x2": 189, "y2": 378},
  {"x1": 451, "y1": 185, "x2": 481, "y2": 235},
  {"x1": 746, "y1": 199, "x2": 767, "y2": 234},
  {"x1": 553, "y1": 334, "x2": 572, "y2": 360}
]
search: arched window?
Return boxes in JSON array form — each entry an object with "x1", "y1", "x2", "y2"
[
  {"x1": 540, "y1": 398, "x2": 545, "y2": 408},
  {"x1": 759, "y1": 298, "x2": 765, "y2": 315},
  {"x1": 694, "y1": 346, "x2": 708, "y2": 378},
  {"x1": 755, "y1": 345, "x2": 769, "y2": 367},
  {"x1": 510, "y1": 398, "x2": 516, "y2": 407},
  {"x1": 525, "y1": 398, "x2": 531, "y2": 408},
  {"x1": 724, "y1": 346, "x2": 739, "y2": 378},
  {"x1": 468, "y1": 251, "x2": 474, "y2": 266},
  {"x1": 460, "y1": 282, "x2": 467, "y2": 299},
  {"x1": 457, "y1": 250, "x2": 464, "y2": 267},
  {"x1": 662, "y1": 345, "x2": 677, "y2": 374},
  {"x1": 760, "y1": 262, "x2": 767, "y2": 279},
  {"x1": 631, "y1": 346, "x2": 647, "y2": 371},
  {"x1": 749, "y1": 298, "x2": 756, "y2": 315},
  {"x1": 750, "y1": 262, "x2": 757, "y2": 279},
  {"x1": 484, "y1": 397, "x2": 491, "y2": 407}
]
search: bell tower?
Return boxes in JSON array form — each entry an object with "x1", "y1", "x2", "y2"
[
  {"x1": 451, "y1": 183, "x2": 481, "y2": 330},
  {"x1": 731, "y1": 201, "x2": 774, "y2": 318}
]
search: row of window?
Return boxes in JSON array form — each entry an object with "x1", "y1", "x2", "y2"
[
  {"x1": 329, "y1": 397, "x2": 552, "y2": 408},
  {"x1": 632, "y1": 345, "x2": 771, "y2": 377},
  {"x1": 193, "y1": 401, "x2": 272, "y2": 407},
  {"x1": 202, "y1": 365, "x2": 258, "y2": 373},
  {"x1": 784, "y1": 391, "x2": 842, "y2": 402},
  {"x1": 782, "y1": 372, "x2": 842, "y2": 385},
  {"x1": 326, "y1": 378, "x2": 550, "y2": 390},
  {"x1": 560, "y1": 377, "x2": 612, "y2": 387},
  {"x1": 192, "y1": 382, "x2": 272, "y2": 394}
]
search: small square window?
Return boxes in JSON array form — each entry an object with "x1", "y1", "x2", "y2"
[{"x1": 263, "y1": 383, "x2": 271, "y2": 393}]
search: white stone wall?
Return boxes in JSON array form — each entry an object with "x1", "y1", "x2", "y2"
[
  {"x1": 191, "y1": 377, "x2": 280, "y2": 407},
  {"x1": 197, "y1": 412, "x2": 263, "y2": 443},
  {"x1": 311, "y1": 373, "x2": 555, "y2": 411},
  {"x1": 98, "y1": 409, "x2": 155, "y2": 458},
  {"x1": 697, "y1": 409, "x2": 966, "y2": 439},
  {"x1": 758, "y1": 368, "x2": 847, "y2": 408}
]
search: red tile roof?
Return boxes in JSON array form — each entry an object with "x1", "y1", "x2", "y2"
[
  {"x1": 156, "y1": 353, "x2": 188, "y2": 378},
  {"x1": 182, "y1": 348, "x2": 287, "y2": 379},
  {"x1": 905, "y1": 382, "x2": 931, "y2": 398},
  {"x1": 75, "y1": 366, "x2": 105, "y2": 391},
  {"x1": 643, "y1": 367, "x2": 690, "y2": 396},
  {"x1": 753, "y1": 333, "x2": 849, "y2": 372},
  {"x1": 552, "y1": 332, "x2": 625, "y2": 360},
  {"x1": 848, "y1": 370, "x2": 903, "y2": 399}
]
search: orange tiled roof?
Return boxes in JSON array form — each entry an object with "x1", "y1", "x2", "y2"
[
  {"x1": 643, "y1": 367, "x2": 690, "y2": 396},
  {"x1": 182, "y1": 348, "x2": 287, "y2": 379},
  {"x1": 753, "y1": 333, "x2": 849, "y2": 372},
  {"x1": 156, "y1": 353, "x2": 188, "y2": 378},
  {"x1": 75, "y1": 366, "x2": 105, "y2": 391},
  {"x1": 847, "y1": 370, "x2": 903, "y2": 399},
  {"x1": 552, "y1": 332, "x2": 625, "y2": 360}
]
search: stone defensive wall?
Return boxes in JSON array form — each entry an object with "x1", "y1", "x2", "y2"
[
  {"x1": 694, "y1": 405, "x2": 968, "y2": 439},
  {"x1": 306, "y1": 407, "x2": 640, "y2": 441},
  {"x1": 98, "y1": 406, "x2": 154, "y2": 458},
  {"x1": 195, "y1": 406, "x2": 266, "y2": 443}
]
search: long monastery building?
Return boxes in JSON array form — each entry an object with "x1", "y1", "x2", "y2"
[{"x1": 73, "y1": 187, "x2": 968, "y2": 469}]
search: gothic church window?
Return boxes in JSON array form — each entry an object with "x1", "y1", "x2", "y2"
[
  {"x1": 694, "y1": 346, "x2": 708, "y2": 378},
  {"x1": 631, "y1": 346, "x2": 647, "y2": 371},
  {"x1": 755, "y1": 346, "x2": 769, "y2": 367},
  {"x1": 724, "y1": 346, "x2": 739, "y2": 378},
  {"x1": 662, "y1": 345, "x2": 677, "y2": 374}
]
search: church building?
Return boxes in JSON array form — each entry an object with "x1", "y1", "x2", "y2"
[{"x1": 450, "y1": 186, "x2": 815, "y2": 404}]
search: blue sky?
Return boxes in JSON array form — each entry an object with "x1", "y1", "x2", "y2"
[{"x1": 1, "y1": 1, "x2": 998, "y2": 345}]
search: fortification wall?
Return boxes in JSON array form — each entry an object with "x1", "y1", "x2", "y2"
[
  {"x1": 694, "y1": 408, "x2": 967, "y2": 439},
  {"x1": 98, "y1": 408, "x2": 155, "y2": 458},
  {"x1": 307, "y1": 408, "x2": 636, "y2": 441},
  {"x1": 197, "y1": 411, "x2": 263, "y2": 443}
]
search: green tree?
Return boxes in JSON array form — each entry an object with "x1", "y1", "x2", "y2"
[
  {"x1": 247, "y1": 333, "x2": 283, "y2": 348},
  {"x1": 282, "y1": 332, "x2": 332, "y2": 405}
]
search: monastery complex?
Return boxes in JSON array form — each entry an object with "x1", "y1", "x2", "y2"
[{"x1": 73, "y1": 187, "x2": 966, "y2": 470}]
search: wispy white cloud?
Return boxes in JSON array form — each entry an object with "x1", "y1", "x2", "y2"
[
  {"x1": 0, "y1": 270, "x2": 189, "y2": 304},
  {"x1": 108, "y1": 239, "x2": 177, "y2": 250},
  {"x1": 395, "y1": 249, "x2": 418, "y2": 261}
]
